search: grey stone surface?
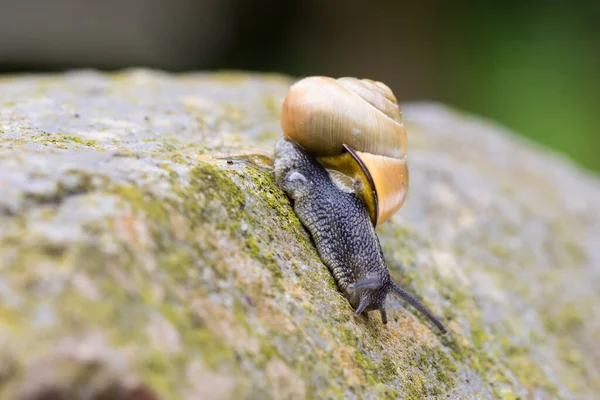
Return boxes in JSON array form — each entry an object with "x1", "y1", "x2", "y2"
[{"x1": 0, "y1": 69, "x2": 599, "y2": 399}]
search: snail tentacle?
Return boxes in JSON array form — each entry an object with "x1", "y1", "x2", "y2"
[
  {"x1": 390, "y1": 282, "x2": 448, "y2": 335},
  {"x1": 355, "y1": 297, "x2": 370, "y2": 316},
  {"x1": 380, "y1": 308, "x2": 388, "y2": 325},
  {"x1": 348, "y1": 277, "x2": 382, "y2": 291}
]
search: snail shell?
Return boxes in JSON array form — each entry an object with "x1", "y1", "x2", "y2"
[{"x1": 281, "y1": 76, "x2": 408, "y2": 226}]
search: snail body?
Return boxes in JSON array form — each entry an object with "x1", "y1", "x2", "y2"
[
  {"x1": 273, "y1": 76, "x2": 447, "y2": 333},
  {"x1": 274, "y1": 139, "x2": 446, "y2": 333}
]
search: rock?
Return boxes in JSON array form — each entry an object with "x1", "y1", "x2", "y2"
[{"x1": 0, "y1": 69, "x2": 599, "y2": 399}]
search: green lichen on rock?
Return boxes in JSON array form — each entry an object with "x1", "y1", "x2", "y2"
[{"x1": 1, "y1": 70, "x2": 599, "y2": 399}]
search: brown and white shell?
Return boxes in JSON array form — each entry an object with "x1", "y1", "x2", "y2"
[{"x1": 281, "y1": 76, "x2": 408, "y2": 226}]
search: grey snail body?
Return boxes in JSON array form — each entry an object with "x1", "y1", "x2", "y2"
[{"x1": 274, "y1": 138, "x2": 447, "y2": 334}]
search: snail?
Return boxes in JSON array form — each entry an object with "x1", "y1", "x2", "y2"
[{"x1": 274, "y1": 76, "x2": 447, "y2": 334}]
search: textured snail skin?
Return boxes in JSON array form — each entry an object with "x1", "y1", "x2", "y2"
[{"x1": 274, "y1": 138, "x2": 447, "y2": 334}]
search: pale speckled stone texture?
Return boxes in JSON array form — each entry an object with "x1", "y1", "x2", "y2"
[{"x1": 0, "y1": 69, "x2": 599, "y2": 400}]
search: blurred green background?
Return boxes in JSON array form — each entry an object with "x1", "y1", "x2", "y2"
[{"x1": 1, "y1": 0, "x2": 598, "y2": 172}]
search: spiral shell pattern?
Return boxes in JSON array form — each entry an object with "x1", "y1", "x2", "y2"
[{"x1": 280, "y1": 76, "x2": 409, "y2": 226}]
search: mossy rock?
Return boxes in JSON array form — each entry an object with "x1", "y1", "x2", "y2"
[{"x1": 1, "y1": 70, "x2": 599, "y2": 399}]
